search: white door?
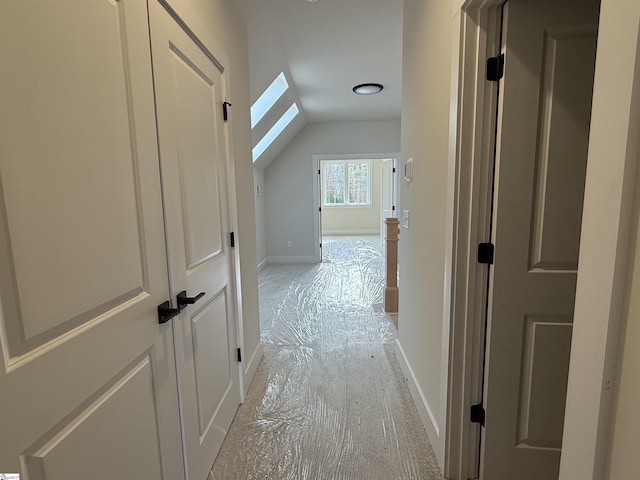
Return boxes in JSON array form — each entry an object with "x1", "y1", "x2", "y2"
[
  {"x1": 149, "y1": 3, "x2": 240, "y2": 480},
  {"x1": 0, "y1": 2, "x2": 184, "y2": 479},
  {"x1": 380, "y1": 158, "x2": 395, "y2": 247},
  {"x1": 481, "y1": 0, "x2": 599, "y2": 478}
]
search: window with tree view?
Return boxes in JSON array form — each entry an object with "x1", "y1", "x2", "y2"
[{"x1": 322, "y1": 160, "x2": 371, "y2": 206}]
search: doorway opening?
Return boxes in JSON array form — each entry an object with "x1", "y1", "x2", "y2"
[
  {"x1": 447, "y1": 0, "x2": 601, "y2": 478},
  {"x1": 313, "y1": 154, "x2": 399, "y2": 263}
]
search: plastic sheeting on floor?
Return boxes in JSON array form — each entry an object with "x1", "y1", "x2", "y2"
[{"x1": 211, "y1": 236, "x2": 442, "y2": 479}]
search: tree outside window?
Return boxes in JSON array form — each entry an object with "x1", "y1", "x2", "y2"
[{"x1": 322, "y1": 160, "x2": 371, "y2": 206}]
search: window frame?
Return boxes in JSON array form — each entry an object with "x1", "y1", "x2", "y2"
[{"x1": 321, "y1": 159, "x2": 373, "y2": 207}]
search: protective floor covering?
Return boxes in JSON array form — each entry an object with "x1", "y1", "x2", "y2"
[{"x1": 211, "y1": 236, "x2": 442, "y2": 479}]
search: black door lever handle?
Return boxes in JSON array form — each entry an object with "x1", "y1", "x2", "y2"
[
  {"x1": 158, "y1": 301, "x2": 181, "y2": 324},
  {"x1": 177, "y1": 291, "x2": 206, "y2": 310}
]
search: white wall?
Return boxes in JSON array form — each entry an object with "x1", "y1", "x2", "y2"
[
  {"x1": 265, "y1": 120, "x2": 400, "y2": 260},
  {"x1": 395, "y1": 0, "x2": 455, "y2": 466},
  {"x1": 254, "y1": 167, "x2": 268, "y2": 270},
  {"x1": 166, "y1": 0, "x2": 262, "y2": 387},
  {"x1": 321, "y1": 159, "x2": 383, "y2": 235}
]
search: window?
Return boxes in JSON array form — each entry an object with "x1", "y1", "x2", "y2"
[
  {"x1": 250, "y1": 72, "x2": 299, "y2": 163},
  {"x1": 322, "y1": 160, "x2": 372, "y2": 206},
  {"x1": 250, "y1": 72, "x2": 289, "y2": 128},
  {"x1": 252, "y1": 103, "x2": 299, "y2": 161}
]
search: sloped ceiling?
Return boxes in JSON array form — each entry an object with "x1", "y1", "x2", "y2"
[{"x1": 243, "y1": 0, "x2": 403, "y2": 168}]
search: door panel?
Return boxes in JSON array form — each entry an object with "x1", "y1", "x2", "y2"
[
  {"x1": 529, "y1": 30, "x2": 596, "y2": 271},
  {"x1": 0, "y1": 2, "x2": 184, "y2": 479},
  {"x1": 517, "y1": 315, "x2": 573, "y2": 449},
  {"x1": 191, "y1": 290, "x2": 232, "y2": 436},
  {"x1": 22, "y1": 357, "x2": 163, "y2": 480},
  {"x1": 481, "y1": 0, "x2": 599, "y2": 478},
  {"x1": 0, "y1": 0, "x2": 146, "y2": 353},
  {"x1": 173, "y1": 51, "x2": 224, "y2": 269},
  {"x1": 149, "y1": 3, "x2": 240, "y2": 479}
]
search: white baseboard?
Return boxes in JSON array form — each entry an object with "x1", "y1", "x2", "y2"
[
  {"x1": 242, "y1": 342, "x2": 264, "y2": 398},
  {"x1": 395, "y1": 339, "x2": 441, "y2": 443},
  {"x1": 268, "y1": 255, "x2": 320, "y2": 264},
  {"x1": 322, "y1": 229, "x2": 380, "y2": 235},
  {"x1": 257, "y1": 257, "x2": 269, "y2": 273}
]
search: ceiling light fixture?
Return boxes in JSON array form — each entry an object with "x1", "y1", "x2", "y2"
[{"x1": 352, "y1": 83, "x2": 383, "y2": 95}]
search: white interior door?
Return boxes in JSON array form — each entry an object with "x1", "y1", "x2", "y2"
[
  {"x1": 149, "y1": 3, "x2": 240, "y2": 479},
  {"x1": 380, "y1": 158, "x2": 395, "y2": 247},
  {"x1": 0, "y1": 2, "x2": 184, "y2": 479},
  {"x1": 481, "y1": 0, "x2": 599, "y2": 478}
]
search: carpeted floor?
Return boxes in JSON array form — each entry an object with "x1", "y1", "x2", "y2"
[{"x1": 210, "y1": 236, "x2": 442, "y2": 479}]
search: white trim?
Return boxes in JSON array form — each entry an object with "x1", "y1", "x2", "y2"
[
  {"x1": 322, "y1": 229, "x2": 380, "y2": 236},
  {"x1": 313, "y1": 153, "x2": 399, "y2": 161},
  {"x1": 267, "y1": 255, "x2": 320, "y2": 264},
  {"x1": 448, "y1": 2, "x2": 640, "y2": 480},
  {"x1": 445, "y1": 1, "x2": 503, "y2": 479},
  {"x1": 209, "y1": 42, "x2": 247, "y2": 407},
  {"x1": 242, "y1": 342, "x2": 264, "y2": 398},
  {"x1": 559, "y1": 3, "x2": 640, "y2": 478},
  {"x1": 312, "y1": 158, "x2": 321, "y2": 261},
  {"x1": 257, "y1": 257, "x2": 269, "y2": 273},
  {"x1": 321, "y1": 204, "x2": 374, "y2": 209},
  {"x1": 395, "y1": 340, "x2": 441, "y2": 439}
]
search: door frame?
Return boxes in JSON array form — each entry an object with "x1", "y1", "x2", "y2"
[
  {"x1": 447, "y1": 1, "x2": 640, "y2": 479},
  {"x1": 312, "y1": 152, "x2": 399, "y2": 261},
  {"x1": 379, "y1": 157, "x2": 398, "y2": 248},
  {"x1": 445, "y1": 1, "x2": 503, "y2": 478}
]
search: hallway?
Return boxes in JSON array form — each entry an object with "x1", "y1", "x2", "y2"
[{"x1": 211, "y1": 236, "x2": 442, "y2": 479}]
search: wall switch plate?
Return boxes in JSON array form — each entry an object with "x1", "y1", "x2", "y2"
[
  {"x1": 404, "y1": 157, "x2": 413, "y2": 183},
  {"x1": 402, "y1": 210, "x2": 410, "y2": 229}
]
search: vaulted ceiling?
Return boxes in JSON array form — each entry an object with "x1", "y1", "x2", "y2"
[{"x1": 239, "y1": 0, "x2": 404, "y2": 168}]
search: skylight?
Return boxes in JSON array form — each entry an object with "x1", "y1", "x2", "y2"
[
  {"x1": 252, "y1": 103, "x2": 299, "y2": 162},
  {"x1": 250, "y1": 72, "x2": 289, "y2": 128}
]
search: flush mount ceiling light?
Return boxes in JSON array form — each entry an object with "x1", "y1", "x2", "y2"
[{"x1": 352, "y1": 83, "x2": 383, "y2": 95}]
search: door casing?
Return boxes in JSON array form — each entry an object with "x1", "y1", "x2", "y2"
[
  {"x1": 445, "y1": 2, "x2": 503, "y2": 478},
  {"x1": 444, "y1": 2, "x2": 632, "y2": 480}
]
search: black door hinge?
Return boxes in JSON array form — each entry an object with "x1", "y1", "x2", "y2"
[
  {"x1": 237, "y1": 348, "x2": 242, "y2": 362},
  {"x1": 393, "y1": 167, "x2": 396, "y2": 173},
  {"x1": 478, "y1": 242, "x2": 494, "y2": 264},
  {"x1": 392, "y1": 205, "x2": 396, "y2": 211},
  {"x1": 230, "y1": 231, "x2": 235, "y2": 248},
  {"x1": 486, "y1": 54, "x2": 505, "y2": 81},
  {"x1": 319, "y1": 207, "x2": 322, "y2": 212},
  {"x1": 318, "y1": 169, "x2": 321, "y2": 175},
  {"x1": 223, "y1": 101, "x2": 232, "y2": 121},
  {"x1": 471, "y1": 403, "x2": 485, "y2": 427}
]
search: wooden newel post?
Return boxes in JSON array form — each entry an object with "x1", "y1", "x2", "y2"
[{"x1": 384, "y1": 217, "x2": 400, "y2": 317}]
